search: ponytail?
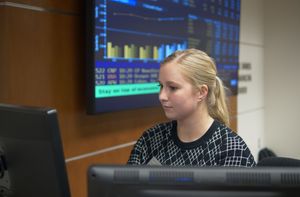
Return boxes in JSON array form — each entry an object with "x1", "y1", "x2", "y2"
[{"x1": 208, "y1": 76, "x2": 229, "y2": 126}]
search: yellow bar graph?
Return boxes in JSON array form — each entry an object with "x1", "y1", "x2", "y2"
[
  {"x1": 131, "y1": 44, "x2": 136, "y2": 58},
  {"x1": 124, "y1": 45, "x2": 129, "y2": 58},
  {"x1": 145, "y1": 45, "x2": 151, "y2": 59},
  {"x1": 107, "y1": 42, "x2": 113, "y2": 57},
  {"x1": 115, "y1": 46, "x2": 119, "y2": 57},
  {"x1": 107, "y1": 42, "x2": 161, "y2": 60},
  {"x1": 139, "y1": 47, "x2": 144, "y2": 59},
  {"x1": 153, "y1": 46, "x2": 158, "y2": 59}
]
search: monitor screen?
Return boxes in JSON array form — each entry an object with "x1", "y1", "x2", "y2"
[
  {"x1": 86, "y1": 0, "x2": 241, "y2": 114},
  {"x1": 88, "y1": 164, "x2": 300, "y2": 197},
  {"x1": 0, "y1": 103, "x2": 70, "y2": 197}
]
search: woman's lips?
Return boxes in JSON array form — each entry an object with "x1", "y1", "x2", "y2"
[{"x1": 162, "y1": 105, "x2": 172, "y2": 109}]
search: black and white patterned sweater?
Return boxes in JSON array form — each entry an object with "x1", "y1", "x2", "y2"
[{"x1": 128, "y1": 120, "x2": 256, "y2": 167}]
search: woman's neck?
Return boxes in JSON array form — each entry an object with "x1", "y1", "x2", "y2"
[{"x1": 177, "y1": 112, "x2": 214, "y2": 143}]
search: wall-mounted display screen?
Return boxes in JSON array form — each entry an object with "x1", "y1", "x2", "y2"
[{"x1": 86, "y1": 0, "x2": 240, "y2": 114}]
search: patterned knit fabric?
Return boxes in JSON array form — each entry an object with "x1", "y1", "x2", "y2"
[{"x1": 128, "y1": 120, "x2": 256, "y2": 167}]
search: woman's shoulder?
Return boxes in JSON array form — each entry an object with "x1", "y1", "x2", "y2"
[
  {"x1": 214, "y1": 121, "x2": 256, "y2": 166},
  {"x1": 214, "y1": 121, "x2": 245, "y2": 144}
]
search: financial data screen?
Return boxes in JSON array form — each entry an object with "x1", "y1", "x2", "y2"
[{"x1": 88, "y1": 0, "x2": 240, "y2": 113}]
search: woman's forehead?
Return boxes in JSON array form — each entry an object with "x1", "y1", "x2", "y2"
[{"x1": 159, "y1": 62, "x2": 190, "y2": 83}]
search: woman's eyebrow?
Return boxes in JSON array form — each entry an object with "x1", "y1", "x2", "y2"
[
  {"x1": 158, "y1": 80, "x2": 181, "y2": 86},
  {"x1": 166, "y1": 81, "x2": 180, "y2": 86}
]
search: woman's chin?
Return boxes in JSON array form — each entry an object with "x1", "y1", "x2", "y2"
[{"x1": 164, "y1": 112, "x2": 176, "y2": 120}]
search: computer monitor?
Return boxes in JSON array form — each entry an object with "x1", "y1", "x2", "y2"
[
  {"x1": 88, "y1": 164, "x2": 300, "y2": 197},
  {"x1": 0, "y1": 103, "x2": 70, "y2": 197}
]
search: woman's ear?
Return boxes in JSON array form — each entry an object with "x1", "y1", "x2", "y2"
[{"x1": 197, "y1": 85, "x2": 208, "y2": 101}]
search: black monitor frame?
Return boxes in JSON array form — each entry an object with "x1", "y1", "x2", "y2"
[
  {"x1": 0, "y1": 103, "x2": 70, "y2": 197},
  {"x1": 88, "y1": 164, "x2": 300, "y2": 197}
]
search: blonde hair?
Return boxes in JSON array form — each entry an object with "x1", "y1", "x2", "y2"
[{"x1": 161, "y1": 48, "x2": 230, "y2": 126}]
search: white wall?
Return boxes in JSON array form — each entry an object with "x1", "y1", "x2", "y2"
[
  {"x1": 239, "y1": 0, "x2": 300, "y2": 161},
  {"x1": 238, "y1": 0, "x2": 265, "y2": 162},
  {"x1": 264, "y1": 0, "x2": 300, "y2": 159}
]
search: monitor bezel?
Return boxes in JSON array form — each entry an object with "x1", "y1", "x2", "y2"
[
  {"x1": 0, "y1": 103, "x2": 71, "y2": 197},
  {"x1": 88, "y1": 164, "x2": 300, "y2": 197}
]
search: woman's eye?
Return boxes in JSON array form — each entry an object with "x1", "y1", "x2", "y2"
[
  {"x1": 169, "y1": 86, "x2": 178, "y2": 91},
  {"x1": 158, "y1": 84, "x2": 163, "y2": 90}
]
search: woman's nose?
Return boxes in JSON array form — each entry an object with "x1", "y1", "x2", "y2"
[{"x1": 159, "y1": 88, "x2": 167, "y2": 102}]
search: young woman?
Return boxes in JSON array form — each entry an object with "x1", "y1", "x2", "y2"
[{"x1": 128, "y1": 48, "x2": 256, "y2": 167}]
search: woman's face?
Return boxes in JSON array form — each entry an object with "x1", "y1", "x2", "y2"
[{"x1": 158, "y1": 62, "x2": 201, "y2": 121}]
